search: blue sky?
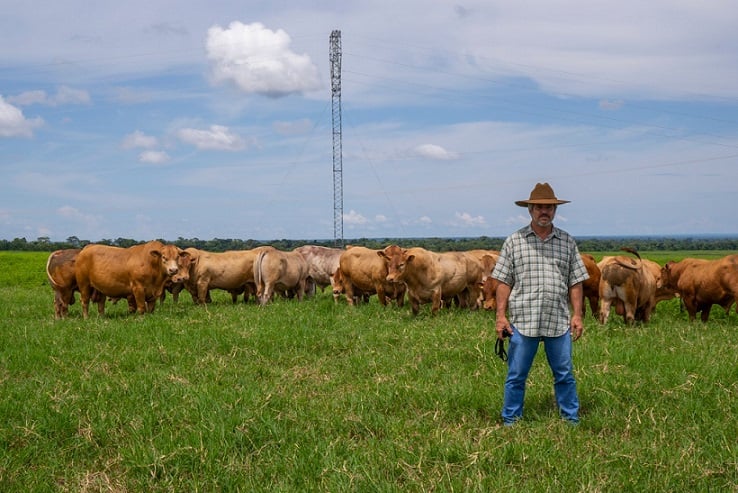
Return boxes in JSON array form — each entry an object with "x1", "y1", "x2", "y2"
[{"x1": 1, "y1": 1, "x2": 737, "y2": 242}]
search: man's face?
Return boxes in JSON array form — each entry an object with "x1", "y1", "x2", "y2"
[{"x1": 530, "y1": 204, "x2": 556, "y2": 228}]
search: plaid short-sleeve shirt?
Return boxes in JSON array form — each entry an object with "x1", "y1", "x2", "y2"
[{"x1": 491, "y1": 224, "x2": 589, "y2": 337}]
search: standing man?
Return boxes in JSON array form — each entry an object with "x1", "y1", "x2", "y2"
[{"x1": 491, "y1": 182, "x2": 589, "y2": 425}]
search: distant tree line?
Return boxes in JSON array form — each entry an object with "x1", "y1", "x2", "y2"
[{"x1": 2, "y1": 235, "x2": 737, "y2": 253}]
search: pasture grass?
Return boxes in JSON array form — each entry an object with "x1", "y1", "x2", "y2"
[{"x1": 0, "y1": 251, "x2": 737, "y2": 491}]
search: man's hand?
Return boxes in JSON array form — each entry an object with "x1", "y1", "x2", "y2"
[
  {"x1": 570, "y1": 314, "x2": 584, "y2": 341},
  {"x1": 496, "y1": 316, "x2": 512, "y2": 340}
]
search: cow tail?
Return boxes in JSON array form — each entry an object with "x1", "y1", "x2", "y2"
[
  {"x1": 254, "y1": 249, "x2": 267, "y2": 297},
  {"x1": 46, "y1": 252, "x2": 62, "y2": 288}
]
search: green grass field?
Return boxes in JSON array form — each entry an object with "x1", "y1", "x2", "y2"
[{"x1": 1, "y1": 251, "x2": 737, "y2": 491}]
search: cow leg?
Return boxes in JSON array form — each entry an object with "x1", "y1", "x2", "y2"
[
  {"x1": 78, "y1": 283, "x2": 92, "y2": 319},
  {"x1": 344, "y1": 282, "x2": 357, "y2": 306},
  {"x1": 88, "y1": 290, "x2": 106, "y2": 316},
  {"x1": 683, "y1": 298, "x2": 698, "y2": 322},
  {"x1": 700, "y1": 304, "x2": 712, "y2": 323},
  {"x1": 411, "y1": 296, "x2": 421, "y2": 316},
  {"x1": 171, "y1": 284, "x2": 182, "y2": 303},
  {"x1": 295, "y1": 280, "x2": 306, "y2": 302},
  {"x1": 197, "y1": 281, "x2": 209, "y2": 305},
  {"x1": 640, "y1": 300, "x2": 655, "y2": 323},
  {"x1": 131, "y1": 287, "x2": 147, "y2": 315},
  {"x1": 53, "y1": 291, "x2": 64, "y2": 319},
  {"x1": 259, "y1": 283, "x2": 273, "y2": 305},
  {"x1": 431, "y1": 290, "x2": 442, "y2": 315},
  {"x1": 598, "y1": 297, "x2": 612, "y2": 324},
  {"x1": 125, "y1": 295, "x2": 137, "y2": 313},
  {"x1": 376, "y1": 287, "x2": 388, "y2": 306}
]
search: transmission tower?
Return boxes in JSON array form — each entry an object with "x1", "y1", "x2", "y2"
[{"x1": 329, "y1": 30, "x2": 344, "y2": 247}]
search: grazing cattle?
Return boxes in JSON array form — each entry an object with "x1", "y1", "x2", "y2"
[
  {"x1": 75, "y1": 241, "x2": 188, "y2": 318},
  {"x1": 597, "y1": 249, "x2": 662, "y2": 325},
  {"x1": 580, "y1": 253, "x2": 601, "y2": 316},
  {"x1": 661, "y1": 255, "x2": 738, "y2": 322},
  {"x1": 293, "y1": 245, "x2": 343, "y2": 300},
  {"x1": 181, "y1": 247, "x2": 270, "y2": 304},
  {"x1": 253, "y1": 248, "x2": 309, "y2": 305},
  {"x1": 379, "y1": 245, "x2": 483, "y2": 315},
  {"x1": 46, "y1": 248, "x2": 82, "y2": 319},
  {"x1": 332, "y1": 245, "x2": 406, "y2": 306}
]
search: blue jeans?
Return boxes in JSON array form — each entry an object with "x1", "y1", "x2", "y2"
[{"x1": 502, "y1": 326, "x2": 579, "y2": 424}]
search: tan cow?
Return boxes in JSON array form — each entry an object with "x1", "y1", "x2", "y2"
[
  {"x1": 597, "y1": 249, "x2": 663, "y2": 325},
  {"x1": 466, "y1": 249, "x2": 500, "y2": 277},
  {"x1": 661, "y1": 255, "x2": 738, "y2": 322},
  {"x1": 332, "y1": 245, "x2": 406, "y2": 307},
  {"x1": 75, "y1": 241, "x2": 188, "y2": 318},
  {"x1": 253, "y1": 247, "x2": 309, "y2": 305},
  {"x1": 379, "y1": 245, "x2": 483, "y2": 315},
  {"x1": 293, "y1": 245, "x2": 344, "y2": 300},
  {"x1": 180, "y1": 246, "x2": 271, "y2": 304},
  {"x1": 46, "y1": 248, "x2": 82, "y2": 319}
]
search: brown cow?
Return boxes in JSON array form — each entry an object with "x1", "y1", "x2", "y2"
[
  {"x1": 661, "y1": 255, "x2": 738, "y2": 322},
  {"x1": 253, "y1": 248, "x2": 309, "y2": 305},
  {"x1": 476, "y1": 253, "x2": 500, "y2": 310},
  {"x1": 480, "y1": 274, "x2": 500, "y2": 311},
  {"x1": 597, "y1": 249, "x2": 662, "y2": 325},
  {"x1": 581, "y1": 253, "x2": 601, "y2": 316},
  {"x1": 75, "y1": 241, "x2": 188, "y2": 318},
  {"x1": 46, "y1": 248, "x2": 82, "y2": 319},
  {"x1": 181, "y1": 246, "x2": 270, "y2": 304},
  {"x1": 293, "y1": 245, "x2": 343, "y2": 300},
  {"x1": 332, "y1": 245, "x2": 406, "y2": 307},
  {"x1": 379, "y1": 246, "x2": 483, "y2": 315}
]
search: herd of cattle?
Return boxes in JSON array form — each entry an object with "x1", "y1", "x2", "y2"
[{"x1": 45, "y1": 241, "x2": 738, "y2": 324}]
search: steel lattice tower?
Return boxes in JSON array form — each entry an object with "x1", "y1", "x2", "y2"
[{"x1": 329, "y1": 30, "x2": 344, "y2": 247}]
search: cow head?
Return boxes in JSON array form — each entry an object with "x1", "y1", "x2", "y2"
[
  {"x1": 170, "y1": 250, "x2": 193, "y2": 284},
  {"x1": 660, "y1": 261, "x2": 676, "y2": 290},
  {"x1": 331, "y1": 268, "x2": 346, "y2": 296},
  {"x1": 150, "y1": 244, "x2": 182, "y2": 277},
  {"x1": 377, "y1": 245, "x2": 408, "y2": 283}
]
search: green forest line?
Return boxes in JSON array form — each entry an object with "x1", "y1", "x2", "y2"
[{"x1": 2, "y1": 235, "x2": 738, "y2": 253}]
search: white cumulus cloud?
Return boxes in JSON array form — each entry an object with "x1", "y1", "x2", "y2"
[
  {"x1": 139, "y1": 150, "x2": 170, "y2": 164},
  {"x1": 177, "y1": 124, "x2": 245, "y2": 151},
  {"x1": 206, "y1": 21, "x2": 321, "y2": 97},
  {"x1": 413, "y1": 144, "x2": 459, "y2": 160},
  {"x1": 343, "y1": 209, "x2": 368, "y2": 226},
  {"x1": 455, "y1": 212, "x2": 486, "y2": 227},
  {"x1": 0, "y1": 96, "x2": 43, "y2": 137},
  {"x1": 122, "y1": 130, "x2": 159, "y2": 149}
]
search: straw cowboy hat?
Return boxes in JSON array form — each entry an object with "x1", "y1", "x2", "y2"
[{"x1": 515, "y1": 182, "x2": 570, "y2": 207}]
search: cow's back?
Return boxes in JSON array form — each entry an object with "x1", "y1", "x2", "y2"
[
  {"x1": 76, "y1": 244, "x2": 135, "y2": 297},
  {"x1": 294, "y1": 245, "x2": 342, "y2": 290},
  {"x1": 339, "y1": 246, "x2": 387, "y2": 291}
]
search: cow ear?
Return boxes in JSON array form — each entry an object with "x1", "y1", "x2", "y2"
[
  {"x1": 377, "y1": 251, "x2": 387, "y2": 260},
  {"x1": 150, "y1": 250, "x2": 162, "y2": 259},
  {"x1": 407, "y1": 254, "x2": 416, "y2": 263}
]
